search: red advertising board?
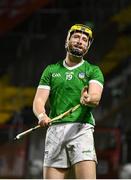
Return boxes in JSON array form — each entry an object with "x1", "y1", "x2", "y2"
[
  {"x1": 0, "y1": 140, "x2": 27, "y2": 178},
  {"x1": 0, "y1": 0, "x2": 51, "y2": 34}
]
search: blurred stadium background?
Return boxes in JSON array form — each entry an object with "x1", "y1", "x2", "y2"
[{"x1": 0, "y1": 0, "x2": 131, "y2": 178}]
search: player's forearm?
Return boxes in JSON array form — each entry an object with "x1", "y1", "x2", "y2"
[
  {"x1": 33, "y1": 97, "x2": 51, "y2": 127},
  {"x1": 87, "y1": 93, "x2": 101, "y2": 107},
  {"x1": 81, "y1": 93, "x2": 101, "y2": 107},
  {"x1": 33, "y1": 97, "x2": 46, "y2": 118},
  {"x1": 33, "y1": 88, "x2": 50, "y2": 119}
]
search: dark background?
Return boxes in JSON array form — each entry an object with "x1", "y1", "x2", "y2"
[{"x1": 0, "y1": 0, "x2": 131, "y2": 178}]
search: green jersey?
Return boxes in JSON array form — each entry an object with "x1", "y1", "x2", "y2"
[{"x1": 39, "y1": 60, "x2": 104, "y2": 126}]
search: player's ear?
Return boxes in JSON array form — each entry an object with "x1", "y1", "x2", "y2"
[
  {"x1": 87, "y1": 38, "x2": 93, "y2": 50},
  {"x1": 87, "y1": 41, "x2": 91, "y2": 50}
]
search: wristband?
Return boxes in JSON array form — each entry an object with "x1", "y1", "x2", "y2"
[{"x1": 38, "y1": 112, "x2": 46, "y2": 121}]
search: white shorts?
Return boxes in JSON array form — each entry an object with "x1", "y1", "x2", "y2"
[{"x1": 44, "y1": 123, "x2": 97, "y2": 168}]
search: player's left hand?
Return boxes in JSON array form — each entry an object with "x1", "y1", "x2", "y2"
[{"x1": 80, "y1": 86, "x2": 91, "y2": 106}]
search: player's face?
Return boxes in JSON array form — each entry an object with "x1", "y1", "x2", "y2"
[{"x1": 68, "y1": 32, "x2": 89, "y2": 57}]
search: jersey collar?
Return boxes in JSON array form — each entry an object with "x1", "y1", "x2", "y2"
[{"x1": 63, "y1": 59, "x2": 84, "y2": 70}]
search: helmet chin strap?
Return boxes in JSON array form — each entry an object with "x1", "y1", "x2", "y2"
[
  {"x1": 67, "y1": 43, "x2": 89, "y2": 58},
  {"x1": 68, "y1": 48, "x2": 83, "y2": 58}
]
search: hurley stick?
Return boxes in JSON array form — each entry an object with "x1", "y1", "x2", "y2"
[{"x1": 14, "y1": 104, "x2": 80, "y2": 140}]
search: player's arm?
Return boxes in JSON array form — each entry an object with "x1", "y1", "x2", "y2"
[
  {"x1": 80, "y1": 82, "x2": 103, "y2": 107},
  {"x1": 33, "y1": 88, "x2": 51, "y2": 126}
]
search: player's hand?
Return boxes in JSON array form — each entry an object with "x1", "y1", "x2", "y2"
[
  {"x1": 38, "y1": 113, "x2": 51, "y2": 127},
  {"x1": 80, "y1": 86, "x2": 91, "y2": 106}
]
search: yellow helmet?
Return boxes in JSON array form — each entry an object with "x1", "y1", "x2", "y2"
[{"x1": 68, "y1": 24, "x2": 93, "y2": 40}]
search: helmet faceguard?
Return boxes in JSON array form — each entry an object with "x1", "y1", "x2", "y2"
[{"x1": 65, "y1": 24, "x2": 93, "y2": 58}]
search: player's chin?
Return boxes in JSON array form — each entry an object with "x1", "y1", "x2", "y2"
[{"x1": 71, "y1": 48, "x2": 84, "y2": 56}]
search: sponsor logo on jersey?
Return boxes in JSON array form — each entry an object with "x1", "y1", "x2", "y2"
[
  {"x1": 65, "y1": 72, "x2": 74, "y2": 80},
  {"x1": 78, "y1": 72, "x2": 85, "y2": 79},
  {"x1": 52, "y1": 73, "x2": 61, "y2": 77}
]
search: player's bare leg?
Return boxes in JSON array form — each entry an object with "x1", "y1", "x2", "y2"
[
  {"x1": 43, "y1": 167, "x2": 69, "y2": 179},
  {"x1": 73, "y1": 160, "x2": 96, "y2": 179}
]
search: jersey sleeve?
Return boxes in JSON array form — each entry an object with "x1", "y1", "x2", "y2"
[
  {"x1": 89, "y1": 65, "x2": 104, "y2": 88},
  {"x1": 38, "y1": 65, "x2": 52, "y2": 89}
]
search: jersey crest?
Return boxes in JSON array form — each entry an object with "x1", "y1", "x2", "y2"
[{"x1": 78, "y1": 72, "x2": 86, "y2": 79}]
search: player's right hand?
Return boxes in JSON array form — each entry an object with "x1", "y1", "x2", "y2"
[{"x1": 38, "y1": 113, "x2": 51, "y2": 127}]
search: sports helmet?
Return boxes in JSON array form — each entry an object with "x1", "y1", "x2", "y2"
[{"x1": 65, "y1": 24, "x2": 93, "y2": 57}]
